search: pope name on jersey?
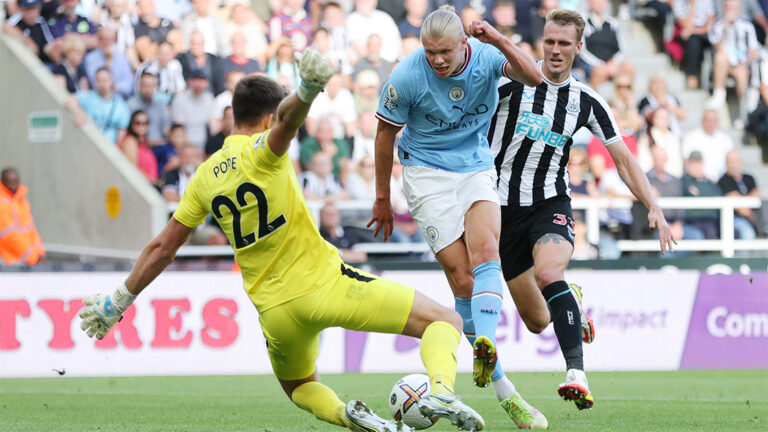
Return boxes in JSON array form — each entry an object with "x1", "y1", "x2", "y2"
[
  {"x1": 376, "y1": 38, "x2": 511, "y2": 173},
  {"x1": 489, "y1": 65, "x2": 622, "y2": 207},
  {"x1": 174, "y1": 132, "x2": 342, "y2": 312}
]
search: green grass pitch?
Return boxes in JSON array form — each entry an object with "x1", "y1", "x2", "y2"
[{"x1": 1, "y1": 370, "x2": 766, "y2": 431}]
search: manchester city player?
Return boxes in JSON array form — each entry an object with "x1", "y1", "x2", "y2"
[{"x1": 369, "y1": 6, "x2": 547, "y2": 429}]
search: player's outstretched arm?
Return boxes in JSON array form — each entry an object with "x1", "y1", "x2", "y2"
[
  {"x1": 268, "y1": 48, "x2": 334, "y2": 157},
  {"x1": 607, "y1": 141, "x2": 676, "y2": 254},
  {"x1": 79, "y1": 218, "x2": 194, "y2": 339},
  {"x1": 468, "y1": 20, "x2": 542, "y2": 87},
  {"x1": 367, "y1": 121, "x2": 401, "y2": 242}
]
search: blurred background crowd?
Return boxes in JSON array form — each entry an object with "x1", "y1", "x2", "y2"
[{"x1": 2, "y1": 0, "x2": 767, "y2": 264}]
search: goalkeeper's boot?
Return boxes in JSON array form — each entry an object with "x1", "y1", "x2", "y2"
[
  {"x1": 500, "y1": 392, "x2": 549, "y2": 429},
  {"x1": 417, "y1": 393, "x2": 485, "y2": 431},
  {"x1": 569, "y1": 283, "x2": 595, "y2": 343},
  {"x1": 472, "y1": 336, "x2": 497, "y2": 388},
  {"x1": 557, "y1": 369, "x2": 594, "y2": 410},
  {"x1": 345, "y1": 400, "x2": 413, "y2": 432}
]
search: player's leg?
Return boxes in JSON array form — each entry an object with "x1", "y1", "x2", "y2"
[
  {"x1": 260, "y1": 290, "x2": 406, "y2": 432},
  {"x1": 331, "y1": 264, "x2": 484, "y2": 431},
  {"x1": 531, "y1": 225, "x2": 593, "y2": 410}
]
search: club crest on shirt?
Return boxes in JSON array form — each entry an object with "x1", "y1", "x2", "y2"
[
  {"x1": 387, "y1": 83, "x2": 399, "y2": 101},
  {"x1": 425, "y1": 226, "x2": 439, "y2": 243},
  {"x1": 566, "y1": 98, "x2": 580, "y2": 113},
  {"x1": 449, "y1": 86, "x2": 465, "y2": 102}
]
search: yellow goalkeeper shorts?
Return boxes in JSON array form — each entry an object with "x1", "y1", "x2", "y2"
[{"x1": 259, "y1": 263, "x2": 415, "y2": 381}]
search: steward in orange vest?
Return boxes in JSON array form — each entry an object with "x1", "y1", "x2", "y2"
[{"x1": 0, "y1": 168, "x2": 45, "y2": 266}]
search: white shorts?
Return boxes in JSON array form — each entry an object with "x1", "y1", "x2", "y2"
[{"x1": 403, "y1": 165, "x2": 499, "y2": 254}]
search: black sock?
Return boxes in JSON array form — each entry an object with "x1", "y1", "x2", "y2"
[{"x1": 542, "y1": 281, "x2": 584, "y2": 371}]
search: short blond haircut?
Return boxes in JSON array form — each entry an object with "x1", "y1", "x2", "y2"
[
  {"x1": 545, "y1": 9, "x2": 586, "y2": 42},
  {"x1": 61, "y1": 34, "x2": 86, "y2": 56},
  {"x1": 421, "y1": 5, "x2": 464, "y2": 43}
]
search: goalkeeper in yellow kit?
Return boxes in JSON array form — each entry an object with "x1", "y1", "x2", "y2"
[{"x1": 78, "y1": 49, "x2": 485, "y2": 432}]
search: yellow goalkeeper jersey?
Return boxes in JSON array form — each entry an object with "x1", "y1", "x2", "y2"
[{"x1": 173, "y1": 132, "x2": 343, "y2": 312}]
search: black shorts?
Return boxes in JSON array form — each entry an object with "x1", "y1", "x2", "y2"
[{"x1": 499, "y1": 196, "x2": 575, "y2": 281}]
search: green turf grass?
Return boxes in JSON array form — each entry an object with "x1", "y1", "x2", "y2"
[{"x1": 1, "y1": 370, "x2": 766, "y2": 431}]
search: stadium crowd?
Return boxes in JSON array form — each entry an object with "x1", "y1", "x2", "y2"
[{"x1": 1, "y1": 0, "x2": 766, "y2": 262}]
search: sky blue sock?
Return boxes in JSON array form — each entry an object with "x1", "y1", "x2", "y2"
[
  {"x1": 471, "y1": 261, "x2": 504, "y2": 346},
  {"x1": 455, "y1": 296, "x2": 505, "y2": 382}
]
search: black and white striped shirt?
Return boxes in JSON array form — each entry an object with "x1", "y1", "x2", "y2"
[
  {"x1": 489, "y1": 72, "x2": 621, "y2": 207},
  {"x1": 708, "y1": 18, "x2": 759, "y2": 65}
]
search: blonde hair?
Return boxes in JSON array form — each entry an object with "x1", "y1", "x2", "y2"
[
  {"x1": 61, "y1": 34, "x2": 86, "y2": 56},
  {"x1": 545, "y1": 9, "x2": 586, "y2": 42},
  {"x1": 420, "y1": 5, "x2": 464, "y2": 43}
]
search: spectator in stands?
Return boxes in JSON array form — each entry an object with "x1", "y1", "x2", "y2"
[
  {"x1": 171, "y1": 69, "x2": 215, "y2": 148},
  {"x1": 682, "y1": 150, "x2": 722, "y2": 238},
  {"x1": 351, "y1": 111, "x2": 377, "y2": 162},
  {"x1": 321, "y1": 1, "x2": 352, "y2": 64},
  {"x1": 609, "y1": 72, "x2": 644, "y2": 135},
  {"x1": 181, "y1": 0, "x2": 230, "y2": 57},
  {"x1": 162, "y1": 143, "x2": 229, "y2": 245},
  {"x1": 135, "y1": 41, "x2": 187, "y2": 105},
  {"x1": 398, "y1": 0, "x2": 428, "y2": 38},
  {"x1": 353, "y1": 69, "x2": 380, "y2": 115},
  {"x1": 571, "y1": 214, "x2": 599, "y2": 260},
  {"x1": 319, "y1": 201, "x2": 368, "y2": 262},
  {"x1": 719, "y1": 149, "x2": 761, "y2": 239},
  {"x1": 682, "y1": 108, "x2": 733, "y2": 182},
  {"x1": 76, "y1": 67, "x2": 131, "y2": 143},
  {"x1": 134, "y1": 0, "x2": 176, "y2": 63},
  {"x1": 568, "y1": 147, "x2": 600, "y2": 203},
  {"x1": 153, "y1": 122, "x2": 187, "y2": 175},
  {"x1": 154, "y1": 0, "x2": 192, "y2": 23},
  {"x1": 707, "y1": 0, "x2": 760, "y2": 125},
  {"x1": 491, "y1": 0, "x2": 519, "y2": 41},
  {"x1": 347, "y1": 0, "x2": 401, "y2": 63},
  {"x1": 53, "y1": 34, "x2": 89, "y2": 93},
  {"x1": 162, "y1": 143, "x2": 203, "y2": 208},
  {"x1": 6, "y1": 0, "x2": 57, "y2": 65},
  {"x1": 588, "y1": 105, "x2": 639, "y2": 181},
  {"x1": 747, "y1": 48, "x2": 768, "y2": 161},
  {"x1": 47, "y1": 0, "x2": 98, "y2": 50},
  {"x1": 268, "y1": 0, "x2": 313, "y2": 51},
  {"x1": 226, "y1": 1, "x2": 268, "y2": 66},
  {"x1": 221, "y1": 31, "x2": 262, "y2": 77},
  {"x1": 638, "y1": 75, "x2": 687, "y2": 138},
  {"x1": 459, "y1": 5, "x2": 482, "y2": 35},
  {"x1": 299, "y1": 151, "x2": 350, "y2": 201},
  {"x1": 599, "y1": 167, "x2": 636, "y2": 240},
  {"x1": 119, "y1": 110, "x2": 159, "y2": 185},
  {"x1": 352, "y1": 33, "x2": 393, "y2": 86},
  {"x1": 673, "y1": 0, "x2": 715, "y2": 89},
  {"x1": 635, "y1": 0, "x2": 674, "y2": 53},
  {"x1": 264, "y1": 36, "x2": 300, "y2": 90},
  {"x1": 306, "y1": 73, "x2": 357, "y2": 139},
  {"x1": 300, "y1": 117, "x2": 351, "y2": 181},
  {"x1": 713, "y1": 0, "x2": 768, "y2": 43},
  {"x1": 312, "y1": 27, "x2": 353, "y2": 79},
  {"x1": 345, "y1": 154, "x2": 376, "y2": 202},
  {"x1": 525, "y1": 0, "x2": 558, "y2": 44},
  {"x1": 127, "y1": 72, "x2": 170, "y2": 147},
  {"x1": 0, "y1": 167, "x2": 45, "y2": 266},
  {"x1": 580, "y1": 0, "x2": 627, "y2": 87},
  {"x1": 178, "y1": 31, "x2": 226, "y2": 95},
  {"x1": 84, "y1": 26, "x2": 134, "y2": 99},
  {"x1": 100, "y1": 0, "x2": 138, "y2": 69},
  {"x1": 637, "y1": 108, "x2": 684, "y2": 177},
  {"x1": 645, "y1": 145, "x2": 706, "y2": 254},
  {"x1": 211, "y1": 69, "x2": 246, "y2": 136},
  {"x1": 400, "y1": 33, "x2": 421, "y2": 58},
  {"x1": 206, "y1": 105, "x2": 234, "y2": 156}
]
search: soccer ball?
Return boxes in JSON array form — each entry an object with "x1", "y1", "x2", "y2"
[{"x1": 388, "y1": 374, "x2": 438, "y2": 429}]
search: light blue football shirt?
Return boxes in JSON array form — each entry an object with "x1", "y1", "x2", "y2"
[{"x1": 376, "y1": 38, "x2": 508, "y2": 172}]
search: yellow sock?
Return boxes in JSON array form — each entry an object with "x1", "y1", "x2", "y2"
[
  {"x1": 420, "y1": 321, "x2": 461, "y2": 395},
  {"x1": 291, "y1": 381, "x2": 349, "y2": 428}
]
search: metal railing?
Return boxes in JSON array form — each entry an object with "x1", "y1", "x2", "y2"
[{"x1": 43, "y1": 197, "x2": 765, "y2": 260}]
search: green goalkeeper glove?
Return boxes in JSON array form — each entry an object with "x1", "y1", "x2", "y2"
[
  {"x1": 79, "y1": 283, "x2": 136, "y2": 340},
  {"x1": 294, "y1": 47, "x2": 335, "y2": 103}
]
